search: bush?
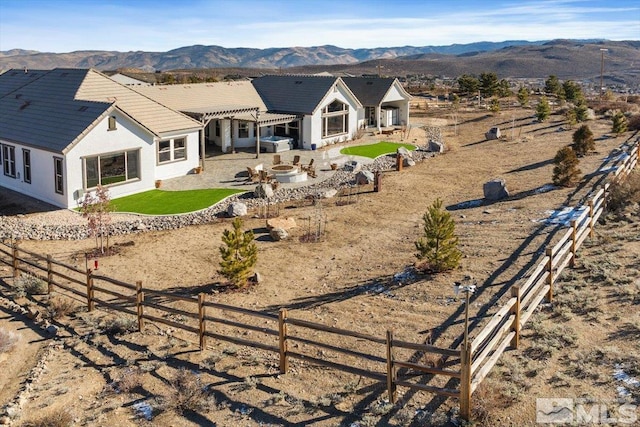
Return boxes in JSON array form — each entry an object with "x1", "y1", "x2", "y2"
[
  {"x1": 415, "y1": 198, "x2": 462, "y2": 272},
  {"x1": 0, "y1": 328, "x2": 19, "y2": 354},
  {"x1": 161, "y1": 368, "x2": 210, "y2": 414},
  {"x1": 21, "y1": 408, "x2": 73, "y2": 427},
  {"x1": 607, "y1": 171, "x2": 640, "y2": 213},
  {"x1": 553, "y1": 147, "x2": 581, "y2": 187},
  {"x1": 628, "y1": 114, "x2": 640, "y2": 131},
  {"x1": 47, "y1": 297, "x2": 76, "y2": 319},
  {"x1": 612, "y1": 112, "x2": 628, "y2": 135},
  {"x1": 14, "y1": 273, "x2": 48, "y2": 297},
  {"x1": 101, "y1": 316, "x2": 137, "y2": 335},
  {"x1": 571, "y1": 125, "x2": 595, "y2": 157}
]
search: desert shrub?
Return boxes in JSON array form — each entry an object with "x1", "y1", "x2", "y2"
[
  {"x1": 21, "y1": 408, "x2": 73, "y2": 427},
  {"x1": 101, "y1": 315, "x2": 137, "y2": 335},
  {"x1": 161, "y1": 368, "x2": 210, "y2": 414},
  {"x1": 14, "y1": 273, "x2": 48, "y2": 297},
  {"x1": 607, "y1": 170, "x2": 640, "y2": 213},
  {"x1": 415, "y1": 198, "x2": 462, "y2": 272},
  {"x1": 552, "y1": 146, "x2": 581, "y2": 187},
  {"x1": 114, "y1": 367, "x2": 144, "y2": 393},
  {"x1": 0, "y1": 328, "x2": 19, "y2": 353},
  {"x1": 47, "y1": 297, "x2": 76, "y2": 319},
  {"x1": 572, "y1": 125, "x2": 595, "y2": 157},
  {"x1": 628, "y1": 114, "x2": 640, "y2": 131},
  {"x1": 471, "y1": 381, "x2": 513, "y2": 425},
  {"x1": 218, "y1": 217, "x2": 257, "y2": 288}
]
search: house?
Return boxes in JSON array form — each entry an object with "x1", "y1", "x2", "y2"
[
  {"x1": 251, "y1": 75, "x2": 362, "y2": 150},
  {"x1": 341, "y1": 77, "x2": 412, "y2": 132},
  {"x1": 105, "y1": 72, "x2": 154, "y2": 86},
  {"x1": 0, "y1": 68, "x2": 202, "y2": 209}
]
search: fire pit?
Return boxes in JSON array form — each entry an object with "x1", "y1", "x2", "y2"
[{"x1": 270, "y1": 164, "x2": 307, "y2": 183}]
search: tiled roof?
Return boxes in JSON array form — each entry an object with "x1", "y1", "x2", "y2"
[
  {"x1": 251, "y1": 75, "x2": 339, "y2": 115},
  {"x1": 342, "y1": 77, "x2": 401, "y2": 106},
  {"x1": 0, "y1": 68, "x2": 201, "y2": 154}
]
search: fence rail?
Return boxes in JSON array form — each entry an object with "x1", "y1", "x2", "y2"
[{"x1": 0, "y1": 138, "x2": 636, "y2": 422}]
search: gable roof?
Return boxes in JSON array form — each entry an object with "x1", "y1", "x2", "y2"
[
  {"x1": 252, "y1": 75, "x2": 344, "y2": 115},
  {"x1": 0, "y1": 69, "x2": 49, "y2": 97},
  {"x1": 0, "y1": 68, "x2": 201, "y2": 154},
  {"x1": 342, "y1": 77, "x2": 411, "y2": 106}
]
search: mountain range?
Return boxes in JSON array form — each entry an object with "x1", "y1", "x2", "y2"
[{"x1": 1, "y1": 39, "x2": 639, "y2": 87}]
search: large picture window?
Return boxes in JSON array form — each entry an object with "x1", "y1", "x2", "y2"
[
  {"x1": 157, "y1": 137, "x2": 187, "y2": 164},
  {"x1": 2, "y1": 144, "x2": 16, "y2": 178},
  {"x1": 23, "y1": 149, "x2": 31, "y2": 183},
  {"x1": 238, "y1": 122, "x2": 249, "y2": 138},
  {"x1": 84, "y1": 149, "x2": 140, "y2": 189},
  {"x1": 322, "y1": 100, "x2": 349, "y2": 138}
]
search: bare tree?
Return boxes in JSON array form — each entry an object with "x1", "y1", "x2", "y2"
[{"x1": 81, "y1": 185, "x2": 113, "y2": 254}]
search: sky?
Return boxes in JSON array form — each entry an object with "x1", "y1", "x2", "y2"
[{"x1": 0, "y1": 0, "x2": 638, "y2": 53}]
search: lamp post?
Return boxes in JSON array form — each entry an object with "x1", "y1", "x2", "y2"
[
  {"x1": 454, "y1": 282, "x2": 477, "y2": 348},
  {"x1": 600, "y1": 48, "x2": 608, "y2": 99}
]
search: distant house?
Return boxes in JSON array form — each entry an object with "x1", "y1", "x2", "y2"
[
  {"x1": 106, "y1": 72, "x2": 153, "y2": 86},
  {"x1": 342, "y1": 77, "x2": 412, "y2": 132},
  {"x1": 0, "y1": 68, "x2": 201, "y2": 209}
]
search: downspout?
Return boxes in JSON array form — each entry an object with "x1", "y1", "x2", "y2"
[
  {"x1": 230, "y1": 116, "x2": 235, "y2": 154},
  {"x1": 376, "y1": 104, "x2": 382, "y2": 133},
  {"x1": 200, "y1": 118, "x2": 206, "y2": 171},
  {"x1": 255, "y1": 108, "x2": 261, "y2": 159}
]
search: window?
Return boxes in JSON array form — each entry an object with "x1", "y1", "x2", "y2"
[
  {"x1": 23, "y1": 149, "x2": 31, "y2": 183},
  {"x1": 84, "y1": 149, "x2": 140, "y2": 189},
  {"x1": 238, "y1": 122, "x2": 249, "y2": 138},
  {"x1": 322, "y1": 100, "x2": 349, "y2": 138},
  {"x1": 215, "y1": 121, "x2": 220, "y2": 137},
  {"x1": 157, "y1": 137, "x2": 187, "y2": 164},
  {"x1": 2, "y1": 144, "x2": 16, "y2": 178},
  {"x1": 108, "y1": 116, "x2": 117, "y2": 130},
  {"x1": 54, "y1": 157, "x2": 64, "y2": 194}
]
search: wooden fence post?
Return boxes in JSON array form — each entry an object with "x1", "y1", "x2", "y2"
[
  {"x1": 136, "y1": 280, "x2": 144, "y2": 331},
  {"x1": 570, "y1": 220, "x2": 578, "y2": 268},
  {"x1": 86, "y1": 268, "x2": 94, "y2": 311},
  {"x1": 198, "y1": 293, "x2": 206, "y2": 350},
  {"x1": 374, "y1": 171, "x2": 382, "y2": 193},
  {"x1": 386, "y1": 330, "x2": 397, "y2": 403},
  {"x1": 460, "y1": 341, "x2": 472, "y2": 422},
  {"x1": 47, "y1": 255, "x2": 53, "y2": 294},
  {"x1": 588, "y1": 200, "x2": 595, "y2": 239},
  {"x1": 603, "y1": 184, "x2": 609, "y2": 213},
  {"x1": 396, "y1": 154, "x2": 403, "y2": 171},
  {"x1": 278, "y1": 308, "x2": 288, "y2": 374},
  {"x1": 12, "y1": 241, "x2": 19, "y2": 278},
  {"x1": 510, "y1": 287, "x2": 521, "y2": 349},
  {"x1": 546, "y1": 248, "x2": 554, "y2": 302}
]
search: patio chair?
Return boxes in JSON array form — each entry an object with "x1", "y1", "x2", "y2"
[
  {"x1": 246, "y1": 166, "x2": 260, "y2": 182},
  {"x1": 273, "y1": 154, "x2": 282, "y2": 165},
  {"x1": 292, "y1": 155, "x2": 301, "y2": 166},
  {"x1": 259, "y1": 169, "x2": 274, "y2": 183},
  {"x1": 301, "y1": 158, "x2": 314, "y2": 172}
]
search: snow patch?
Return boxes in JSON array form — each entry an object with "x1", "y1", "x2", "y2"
[
  {"x1": 133, "y1": 401, "x2": 154, "y2": 420},
  {"x1": 535, "y1": 206, "x2": 588, "y2": 227}
]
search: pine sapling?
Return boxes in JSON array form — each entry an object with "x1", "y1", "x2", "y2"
[
  {"x1": 218, "y1": 217, "x2": 258, "y2": 288},
  {"x1": 415, "y1": 198, "x2": 462, "y2": 273}
]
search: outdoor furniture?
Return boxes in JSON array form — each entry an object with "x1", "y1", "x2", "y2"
[
  {"x1": 273, "y1": 154, "x2": 282, "y2": 165},
  {"x1": 301, "y1": 158, "x2": 314, "y2": 172},
  {"x1": 246, "y1": 166, "x2": 260, "y2": 182},
  {"x1": 292, "y1": 155, "x2": 301, "y2": 166},
  {"x1": 259, "y1": 169, "x2": 274, "y2": 182},
  {"x1": 301, "y1": 158, "x2": 316, "y2": 178}
]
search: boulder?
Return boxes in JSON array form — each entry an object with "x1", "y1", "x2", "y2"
[
  {"x1": 397, "y1": 146, "x2": 413, "y2": 159},
  {"x1": 485, "y1": 127, "x2": 501, "y2": 140},
  {"x1": 343, "y1": 160, "x2": 362, "y2": 173},
  {"x1": 252, "y1": 272, "x2": 262, "y2": 283},
  {"x1": 320, "y1": 188, "x2": 338, "y2": 199},
  {"x1": 266, "y1": 217, "x2": 297, "y2": 230},
  {"x1": 403, "y1": 157, "x2": 416, "y2": 167},
  {"x1": 428, "y1": 140, "x2": 444, "y2": 153},
  {"x1": 254, "y1": 183, "x2": 274, "y2": 199},
  {"x1": 46, "y1": 324, "x2": 59, "y2": 336},
  {"x1": 483, "y1": 178, "x2": 510, "y2": 201},
  {"x1": 270, "y1": 227, "x2": 288, "y2": 241},
  {"x1": 356, "y1": 170, "x2": 375, "y2": 185},
  {"x1": 227, "y1": 202, "x2": 248, "y2": 217}
]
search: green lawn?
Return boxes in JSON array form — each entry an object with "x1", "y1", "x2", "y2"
[
  {"x1": 109, "y1": 188, "x2": 245, "y2": 215},
  {"x1": 339, "y1": 141, "x2": 416, "y2": 159}
]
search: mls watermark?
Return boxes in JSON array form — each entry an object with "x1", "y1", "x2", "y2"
[{"x1": 537, "y1": 398, "x2": 638, "y2": 424}]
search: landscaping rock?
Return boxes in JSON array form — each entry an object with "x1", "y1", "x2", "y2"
[
  {"x1": 483, "y1": 178, "x2": 510, "y2": 201},
  {"x1": 46, "y1": 324, "x2": 59, "y2": 335},
  {"x1": 266, "y1": 217, "x2": 297, "y2": 230},
  {"x1": 428, "y1": 140, "x2": 444, "y2": 153},
  {"x1": 356, "y1": 170, "x2": 375, "y2": 185},
  {"x1": 404, "y1": 157, "x2": 416, "y2": 167},
  {"x1": 343, "y1": 160, "x2": 362, "y2": 173},
  {"x1": 485, "y1": 127, "x2": 501, "y2": 140},
  {"x1": 270, "y1": 227, "x2": 288, "y2": 241},
  {"x1": 227, "y1": 202, "x2": 248, "y2": 217},
  {"x1": 397, "y1": 146, "x2": 413, "y2": 159},
  {"x1": 320, "y1": 189, "x2": 338, "y2": 199},
  {"x1": 254, "y1": 183, "x2": 274, "y2": 199}
]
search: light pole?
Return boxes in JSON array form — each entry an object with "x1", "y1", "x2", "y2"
[
  {"x1": 454, "y1": 282, "x2": 477, "y2": 348},
  {"x1": 600, "y1": 48, "x2": 608, "y2": 99}
]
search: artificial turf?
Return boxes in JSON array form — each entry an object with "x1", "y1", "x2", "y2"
[
  {"x1": 109, "y1": 188, "x2": 244, "y2": 215},
  {"x1": 339, "y1": 141, "x2": 416, "y2": 159}
]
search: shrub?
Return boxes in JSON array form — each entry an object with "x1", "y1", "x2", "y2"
[
  {"x1": 21, "y1": 408, "x2": 73, "y2": 427},
  {"x1": 607, "y1": 170, "x2": 640, "y2": 213},
  {"x1": 161, "y1": 368, "x2": 209, "y2": 414},
  {"x1": 415, "y1": 198, "x2": 462, "y2": 272},
  {"x1": 552, "y1": 146, "x2": 581, "y2": 187},
  {"x1": 572, "y1": 125, "x2": 595, "y2": 157},
  {"x1": 0, "y1": 328, "x2": 19, "y2": 354},
  {"x1": 47, "y1": 297, "x2": 76, "y2": 319},
  {"x1": 14, "y1": 273, "x2": 48, "y2": 297},
  {"x1": 114, "y1": 367, "x2": 144, "y2": 393},
  {"x1": 218, "y1": 217, "x2": 257, "y2": 288},
  {"x1": 628, "y1": 114, "x2": 640, "y2": 131},
  {"x1": 611, "y1": 111, "x2": 628, "y2": 135},
  {"x1": 536, "y1": 96, "x2": 551, "y2": 122},
  {"x1": 101, "y1": 315, "x2": 137, "y2": 335}
]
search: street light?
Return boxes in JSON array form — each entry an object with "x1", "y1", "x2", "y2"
[
  {"x1": 600, "y1": 48, "x2": 608, "y2": 99},
  {"x1": 454, "y1": 282, "x2": 477, "y2": 348}
]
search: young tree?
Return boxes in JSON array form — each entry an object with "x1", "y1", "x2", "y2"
[
  {"x1": 490, "y1": 98, "x2": 500, "y2": 113},
  {"x1": 81, "y1": 185, "x2": 113, "y2": 254},
  {"x1": 545, "y1": 75, "x2": 561, "y2": 96},
  {"x1": 572, "y1": 124, "x2": 595, "y2": 157},
  {"x1": 218, "y1": 217, "x2": 258, "y2": 288},
  {"x1": 536, "y1": 96, "x2": 551, "y2": 122},
  {"x1": 553, "y1": 146, "x2": 581, "y2": 187},
  {"x1": 562, "y1": 80, "x2": 584, "y2": 104},
  {"x1": 480, "y1": 72, "x2": 499, "y2": 97},
  {"x1": 415, "y1": 199, "x2": 462, "y2": 273},
  {"x1": 564, "y1": 108, "x2": 577, "y2": 129},
  {"x1": 457, "y1": 74, "x2": 479, "y2": 95},
  {"x1": 498, "y1": 79, "x2": 512, "y2": 98},
  {"x1": 612, "y1": 111, "x2": 628, "y2": 135},
  {"x1": 574, "y1": 103, "x2": 589, "y2": 123},
  {"x1": 517, "y1": 86, "x2": 529, "y2": 107}
]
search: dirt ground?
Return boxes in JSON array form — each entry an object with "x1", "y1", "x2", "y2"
[{"x1": 1, "y1": 104, "x2": 638, "y2": 426}]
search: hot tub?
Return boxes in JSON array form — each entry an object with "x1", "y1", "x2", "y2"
[
  {"x1": 261, "y1": 136, "x2": 292, "y2": 153},
  {"x1": 270, "y1": 164, "x2": 307, "y2": 183}
]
